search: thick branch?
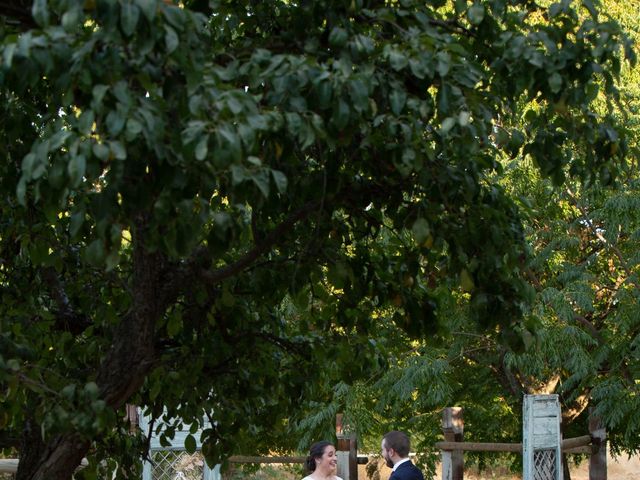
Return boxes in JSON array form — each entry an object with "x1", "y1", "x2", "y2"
[
  {"x1": 201, "y1": 199, "x2": 322, "y2": 285},
  {"x1": 562, "y1": 393, "x2": 590, "y2": 424},
  {"x1": 96, "y1": 217, "x2": 170, "y2": 408}
]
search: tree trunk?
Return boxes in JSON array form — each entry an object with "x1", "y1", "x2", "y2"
[
  {"x1": 16, "y1": 420, "x2": 89, "y2": 480},
  {"x1": 17, "y1": 223, "x2": 171, "y2": 480}
]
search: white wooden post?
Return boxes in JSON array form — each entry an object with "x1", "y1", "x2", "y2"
[
  {"x1": 441, "y1": 407, "x2": 464, "y2": 480},
  {"x1": 336, "y1": 413, "x2": 357, "y2": 480},
  {"x1": 589, "y1": 410, "x2": 607, "y2": 480},
  {"x1": 523, "y1": 394, "x2": 563, "y2": 480}
]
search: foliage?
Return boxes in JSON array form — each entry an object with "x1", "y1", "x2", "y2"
[
  {"x1": 315, "y1": 3, "x2": 640, "y2": 479},
  {"x1": 0, "y1": 0, "x2": 633, "y2": 479}
]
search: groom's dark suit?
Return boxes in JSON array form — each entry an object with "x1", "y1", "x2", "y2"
[{"x1": 389, "y1": 460, "x2": 424, "y2": 480}]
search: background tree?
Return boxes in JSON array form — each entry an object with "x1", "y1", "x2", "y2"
[
  {"x1": 0, "y1": 0, "x2": 633, "y2": 479},
  {"x1": 307, "y1": 2, "x2": 640, "y2": 479}
]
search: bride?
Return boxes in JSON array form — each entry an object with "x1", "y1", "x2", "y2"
[{"x1": 301, "y1": 441, "x2": 343, "y2": 480}]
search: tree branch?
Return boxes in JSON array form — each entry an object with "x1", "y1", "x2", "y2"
[
  {"x1": 200, "y1": 199, "x2": 322, "y2": 285},
  {"x1": 40, "y1": 267, "x2": 92, "y2": 334}
]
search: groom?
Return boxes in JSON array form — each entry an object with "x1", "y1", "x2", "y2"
[{"x1": 381, "y1": 431, "x2": 425, "y2": 480}]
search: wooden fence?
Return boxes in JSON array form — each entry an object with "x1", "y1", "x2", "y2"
[
  {"x1": 435, "y1": 407, "x2": 607, "y2": 480},
  {"x1": 225, "y1": 414, "x2": 367, "y2": 480}
]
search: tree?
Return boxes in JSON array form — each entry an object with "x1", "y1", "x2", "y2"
[
  {"x1": 317, "y1": 4, "x2": 640, "y2": 478},
  {"x1": 0, "y1": 0, "x2": 633, "y2": 479}
]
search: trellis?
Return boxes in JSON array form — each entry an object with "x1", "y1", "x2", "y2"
[
  {"x1": 523, "y1": 394, "x2": 562, "y2": 480},
  {"x1": 139, "y1": 414, "x2": 220, "y2": 480}
]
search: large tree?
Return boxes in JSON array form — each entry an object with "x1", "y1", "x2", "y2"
[{"x1": 0, "y1": 0, "x2": 633, "y2": 479}]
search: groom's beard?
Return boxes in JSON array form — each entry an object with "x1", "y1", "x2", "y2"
[{"x1": 385, "y1": 457, "x2": 394, "y2": 468}]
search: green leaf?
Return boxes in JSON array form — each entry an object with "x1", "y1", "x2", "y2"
[
  {"x1": 389, "y1": 89, "x2": 407, "y2": 116},
  {"x1": 68, "y1": 155, "x2": 86, "y2": 187},
  {"x1": 331, "y1": 98, "x2": 350, "y2": 129},
  {"x1": 230, "y1": 165, "x2": 246, "y2": 185},
  {"x1": 32, "y1": 0, "x2": 50, "y2": 27},
  {"x1": 21, "y1": 153, "x2": 36, "y2": 179},
  {"x1": 441, "y1": 117, "x2": 456, "y2": 134},
  {"x1": 49, "y1": 131, "x2": 71, "y2": 151},
  {"x1": 61, "y1": 7, "x2": 81, "y2": 31},
  {"x1": 167, "y1": 313, "x2": 182, "y2": 337},
  {"x1": 61, "y1": 384, "x2": 76, "y2": 400},
  {"x1": 126, "y1": 118, "x2": 143, "y2": 139},
  {"x1": 411, "y1": 218, "x2": 430, "y2": 245},
  {"x1": 329, "y1": 27, "x2": 348, "y2": 48},
  {"x1": 16, "y1": 177, "x2": 27, "y2": 206},
  {"x1": 85, "y1": 240, "x2": 105, "y2": 266},
  {"x1": 106, "y1": 110, "x2": 125, "y2": 136},
  {"x1": 136, "y1": 0, "x2": 157, "y2": 21},
  {"x1": 389, "y1": 49, "x2": 408, "y2": 71},
  {"x1": 460, "y1": 268, "x2": 475, "y2": 292},
  {"x1": 271, "y1": 170, "x2": 288, "y2": 194},
  {"x1": 92, "y1": 143, "x2": 110, "y2": 161},
  {"x1": 185, "y1": 434, "x2": 197, "y2": 454},
  {"x1": 467, "y1": 2, "x2": 485, "y2": 25},
  {"x1": 409, "y1": 58, "x2": 430, "y2": 79},
  {"x1": 436, "y1": 52, "x2": 451, "y2": 77},
  {"x1": 3, "y1": 43, "x2": 17, "y2": 68},
  {"x1": 78, "y1": 110, "x2": 95, "y2": 135},
  {"x1": 92, "y1": 85, "x2": 109, "y2": 106},
  {"x1": 548, "y1": 72, "x2": 562, "y2": 93},
  {"x1": 195, "y1": 135, "x2": 209, "y2": 161},
  {"x1": 315, "y1": 80, "x2": 333, "y2": 109},
  {"x1": 162, "y1": 4, "x2": 186, "y2": 30},
  {"x1": 349, "y1": 79, "x2": 369, "y2": 113},
  {"x1": 109, "y1": 141, "x2": 127, "y2": 160},
  {"x1": 549, "y1": 2, "x2": 564, "y2": 18},
  {"x1": 458, "y1": 111, "x2": 471, "y2": 127},
  {"x1": 120, "y1": 1, "x2": 140, "y2": 37},
  {"x1": 251, "y1": 170, "x2": 270, "y2": 198},
  {"x1": 164, "y1": 25, "x2": 179, "y2": 54}
]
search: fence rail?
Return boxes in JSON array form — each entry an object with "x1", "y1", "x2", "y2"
[
  {"x1": 228, "y1": 455, "x2": 369, "y2": 464},
  {"x1": 436, "y1": 434, "x2": 592, "y2": 454}
]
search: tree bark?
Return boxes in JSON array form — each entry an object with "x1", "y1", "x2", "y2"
[
  {"x1": 16, "y1": 419, "x2": 89, "y2": 480},
  {"x1": 17, "y1": 219, "x2": 171, "y2": 480}
]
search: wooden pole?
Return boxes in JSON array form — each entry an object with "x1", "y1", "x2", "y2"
[
  {"x1": 441, "y1": 407, "x2": 464, "y2": 480},
  {"x1": 589, "y1": 411, "x2": 607, "y2": 480},
  {"x1": 336, "y1": 413, "x2": 358, "y2": 480}
]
